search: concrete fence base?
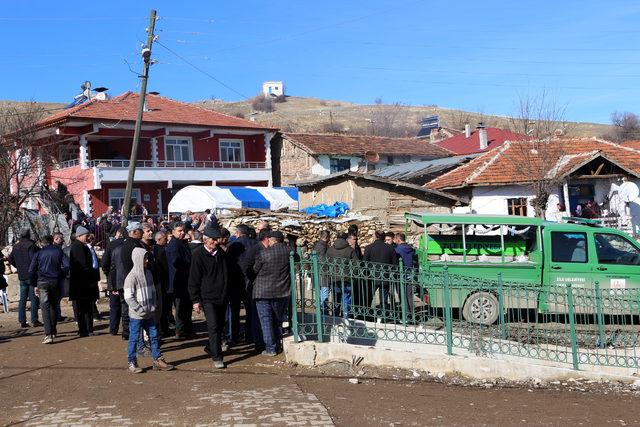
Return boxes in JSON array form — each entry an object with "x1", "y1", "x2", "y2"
[{"x1": 284, "y1": 336, "x2": 640, "y2": 383}]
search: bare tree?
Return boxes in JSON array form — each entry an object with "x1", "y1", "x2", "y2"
[
  {"x1": 506, "y1": 91, "x2": 570, "y2": 218},
  {"x1": 366, "y1": 99, "x2": 414, "y2": 137},
  {"x1": 610, "y1": 111, "x2": 640, "y2": 142},
  {"x1": 0, "y1": 102, "x2": 56, "y2": 244}
]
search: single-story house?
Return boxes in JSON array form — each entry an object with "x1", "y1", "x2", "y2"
[
  {"x1": 427, "y1": 137, "x2": 640, "y2": 232},
  {"x1": 271, "y1": 132, "x2": 453, "y2": 185},
  {"x1": 294, "y1": 171, "x2": 467, "y2": 230}
]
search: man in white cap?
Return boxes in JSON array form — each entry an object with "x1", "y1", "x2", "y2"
[{"x1": 69, "y1": 226, "x2": 100, "y2": 336}]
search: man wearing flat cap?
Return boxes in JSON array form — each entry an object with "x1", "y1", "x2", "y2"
[
  {"x1": 188, "y1": 224, "x2": 229, "y2": 369},
  {"x1": 69, "y1": 226, "x2": 100, "y2": 336},
  {"x1": 253, "y1": 230, "x2": 292, "y2": 356}
]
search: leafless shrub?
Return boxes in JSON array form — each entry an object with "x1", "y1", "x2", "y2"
[
  {"x1": 251, "y1": 94, "x2": 274, "y2": 113},
  {"x1": 610, "y1": 111, "x2": 640, "y2": 142},
  {"x1": 232, "y1": 111, "x2": 245, "y2": 119},
  {"x1": 273, "y1": 95, "x2": 287, "y2": 104}
]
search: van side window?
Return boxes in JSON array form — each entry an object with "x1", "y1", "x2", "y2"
[
  {"x1": 551, "y1": 232, "x2": 588, "y2": 263},
  {"x1": 594, "y1": 233, "x2": 640, "y2": 265}
]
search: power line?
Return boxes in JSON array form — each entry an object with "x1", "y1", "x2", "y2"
[{"x1": 155, "y1": 40, "x2": 250, "y2": 99}]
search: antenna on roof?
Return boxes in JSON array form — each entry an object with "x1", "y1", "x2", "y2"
[{"x1": 64, "y1": 81, "x2": 110, "y2": 108}]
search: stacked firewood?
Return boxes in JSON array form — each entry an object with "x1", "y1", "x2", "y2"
[{"x1": 219, "y1": 209, "x2": 385, "y2": 247}]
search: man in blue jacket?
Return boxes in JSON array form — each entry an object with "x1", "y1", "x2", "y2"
[
  {"x1": 29, "y1": 235, "x2": 69, "y2": 343},
  {"x1": 165, "y1": 222, "x2": 193, "y2": 338},
  {"x1": 394, "y1": 233, "x2": 417, "y2": 322}
]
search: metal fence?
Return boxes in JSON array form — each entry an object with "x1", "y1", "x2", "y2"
[{"x1": 290, "y1": 252, "x2": 640, "y2": 372}]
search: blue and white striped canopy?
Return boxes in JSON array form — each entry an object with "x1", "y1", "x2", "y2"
[{"x1": 168, "y1": 186, "x2": 299, "y2": 213}]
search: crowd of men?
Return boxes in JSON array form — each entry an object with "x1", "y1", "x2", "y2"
[{"x1": 4, "y1": 214, "x2": 416, "y2": 374}]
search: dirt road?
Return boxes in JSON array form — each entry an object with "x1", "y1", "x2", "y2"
[{"x1": 1, "y1": 302, "x2": 640, "y2": 426}]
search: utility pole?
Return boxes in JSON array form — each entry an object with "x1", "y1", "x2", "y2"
[{"x1": 122, "y1": 9, "x2": 157, "y2": 226}]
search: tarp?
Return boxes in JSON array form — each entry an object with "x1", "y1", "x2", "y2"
[
  {"x1": 301, "y1": 202, "x2": 349, "y2": 218},
  {"x1": 167, "y1": 186, "x2": 299, "y2": 213}
]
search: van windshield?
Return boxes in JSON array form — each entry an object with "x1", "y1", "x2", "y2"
[{"x1": 595, "y1": 233, "x2": 640, "y2": 265}]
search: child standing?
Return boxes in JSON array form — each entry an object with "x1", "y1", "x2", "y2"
[{"x1": 124, "y1": 247, "x2": 174, "y2": 373}]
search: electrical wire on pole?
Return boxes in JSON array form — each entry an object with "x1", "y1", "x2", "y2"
[{"x1": 122, "y1": 9, "x2": 157, "y2": 227}]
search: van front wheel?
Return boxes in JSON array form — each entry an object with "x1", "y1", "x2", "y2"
[{"x1": 462, "y1": 292, "x2": 500, "y2": 325}]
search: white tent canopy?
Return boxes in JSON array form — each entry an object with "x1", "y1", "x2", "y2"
[{"x1": 167, "y1": 186, "x2": 299, "y2": 213}]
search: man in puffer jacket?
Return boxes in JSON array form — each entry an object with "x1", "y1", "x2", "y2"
[
  {"x1": 324, "y1": 233, "x2": 360, "y2": 318},
  {"x1": 124, "y1": 247, "x2": 174, "y2": 374}
]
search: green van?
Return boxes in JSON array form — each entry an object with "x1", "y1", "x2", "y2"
[{"x1": 406, "y1": 213, "x2": 640, "y2": 324}]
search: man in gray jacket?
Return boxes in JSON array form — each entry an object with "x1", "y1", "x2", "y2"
[{"x1": 253, "y1": 231, "x2": 291, "y2": 356}]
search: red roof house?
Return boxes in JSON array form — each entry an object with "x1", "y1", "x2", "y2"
[
  {"x1": 433, "y1": 126, "x2": 528, "y2": 155},
  {"x1": 23, "y1": 92, "x2": 276, "y2": 216}
]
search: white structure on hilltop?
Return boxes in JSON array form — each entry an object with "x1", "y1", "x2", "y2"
[{"x1": 262, "y1": 81, "x2": 284, "y2": 97}]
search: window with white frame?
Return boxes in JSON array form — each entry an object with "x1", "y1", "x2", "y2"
[
  {"x1": 16, "y1": 149, "x2": 30, "y2": 175},
  {"x1": 108, "y1": 188, "x2": 141, "y2": 212},
  {"x1": 165, "y1": 137, "x2": 192, "y2": 162},
  {"x1": 219, "y1": 139, "x2": 244, "y2": 162}
]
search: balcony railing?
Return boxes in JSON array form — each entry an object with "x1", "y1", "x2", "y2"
[
  {"x1": 54, "y1": 158, "x2": 80, "y2": 169},
  {"x1": 53, "y1": 159, "x2": 266, "y2": 169}
]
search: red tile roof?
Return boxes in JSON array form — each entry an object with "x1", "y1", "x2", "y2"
[
  {"x1": 433, "y1": 127, "x2": 529, "y2": 155},
  {"x1": 427, "y1": 138, "x2": 640, "y2": 190},
  {"x1": 284, "y1": 133, "x2": 453, "y2": 158},
  {"x1": 36, "y1": 92, "x2": 274, "y2": 130}
]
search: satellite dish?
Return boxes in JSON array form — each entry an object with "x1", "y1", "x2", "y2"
[
  {"x1": 364, "y1": 151, "x2": 379, "y2": 164},
  {"x1": 619, "y1": 181, "x2": 639, "y2": 202}
]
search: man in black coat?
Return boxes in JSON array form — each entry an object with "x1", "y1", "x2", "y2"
[
  {"x1": 9, "y1": 228, "x2": 40, "y2": 328},
  {"x1": 189, "y1": 225, "x2": 228, "y2": 369},
  {"x1": 325, "y1": 232, "x2": 360, "y2": 318},
  {"x1": 69, "y1": 226, "x2": 100, "y2": 336},
  {"x1": 363, "y1": 230, "x2": 398, "y2": 315},
  {"x1": 153, "y1": 231, "x2": 172, "y2": 337},
  {"x1": 253, "y1": 231, "x2": 292, "y2": 356},
  {"x1": 102, "y1": 227, "x2": 126, "y2": 335},
  {"x1": 117, "y1": 222, "x2": 144, "y2": 339},
  {"x1": 166, "y1": 222, "x2": 193, "y2": 338},
  {"x1": 225, "y1": 224, "x2": 256, "y2": 345}
]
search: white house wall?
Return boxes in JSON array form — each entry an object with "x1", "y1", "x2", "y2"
[{"x1": 470, "y1": 185, "x2": 562, "y2": 219}]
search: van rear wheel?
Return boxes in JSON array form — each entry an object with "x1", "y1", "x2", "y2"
[{"x1": 462, "y1": 292, "x2": 500, "y2": 325}]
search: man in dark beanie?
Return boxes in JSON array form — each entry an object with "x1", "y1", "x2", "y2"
[
  {"x1": 189, "y1": 224, "x2": 229, "y2": 369},
  {"x1": 9, "y1": 228, "x2": 40, "y2": 328},
  {"x1": 102, "y1": 226, "x2": 127, "y2": 335},
  {"x1": 253, "y1": 230, "x2": 292, "y2": 356}
]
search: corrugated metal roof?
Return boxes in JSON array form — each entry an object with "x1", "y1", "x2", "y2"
[{"x1": 371, "y1": 155, "x2": 479, "y2": 181}]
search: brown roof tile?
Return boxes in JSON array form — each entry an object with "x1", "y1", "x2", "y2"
[
  {"x1": 427, "y1": 138, "x2": 640, "y2": 190},
  {"x1": 284, "y1": 133, "x2": 452, "y2": 157},
  {"x1": 36, "y1": 92, "x2": 274, "y2": 130}
]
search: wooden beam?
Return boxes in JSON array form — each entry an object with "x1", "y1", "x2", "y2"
[
  {"x1": 593, "y1": 162, "x2": 605, "y2": 175},
  {"x1": 574, "y1": 174, "x2": 625, "y2": 179},
  {"x1": 55, "y1": 124, "x2": 95, "y2": 136}
]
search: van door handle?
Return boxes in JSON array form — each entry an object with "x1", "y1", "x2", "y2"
[
  {"x1": 551, "y1": 266, "x2": 562, "y2": 270},
  {"x1": 597, "y1": 267, "x2": 608, "y2": 271}
]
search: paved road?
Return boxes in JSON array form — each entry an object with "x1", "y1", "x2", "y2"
[{"x1": 2, "y1": 302, "x2": 640, "y2": 426}]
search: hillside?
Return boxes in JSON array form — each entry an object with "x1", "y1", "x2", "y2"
[
  {"x1": 0, "y1": 96, "x2": 613, "y2": 139},
  {"x1": 196, "y1": 96, "x2": 613, "y2": 138}
]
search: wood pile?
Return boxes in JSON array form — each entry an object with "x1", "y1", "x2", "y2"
[{"x1": 219, "y1": 208, "x2": 385, "y2": 247}]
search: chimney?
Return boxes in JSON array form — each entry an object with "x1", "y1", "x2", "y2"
[
  {"x1": 464, "y1": 123, "x2": 471, "y2": 138},
  {"x1": 477, "y1": 122, "x2": 488, "y2": 150}
]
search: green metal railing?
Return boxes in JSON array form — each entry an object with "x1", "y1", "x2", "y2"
[{"x1": 290, "y1": 251, "x2": 640, "y2": 372}]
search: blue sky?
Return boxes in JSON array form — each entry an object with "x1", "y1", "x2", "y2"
[{"x1": 1, "y1": 0, "x2": 639, "y2": 123}]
